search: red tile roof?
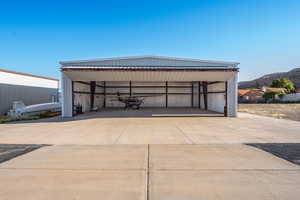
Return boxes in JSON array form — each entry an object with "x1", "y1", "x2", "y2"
[
  {"x1": 238, "y1": 89, "x2": 250, "y2": 95},
  {"x1": 266, "y1": 88, "x2": 285, "y2": 92}
]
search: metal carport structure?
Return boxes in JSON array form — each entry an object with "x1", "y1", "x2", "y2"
[{"x1": 60, "y1": 56, "x2": 239, "y2": 117}]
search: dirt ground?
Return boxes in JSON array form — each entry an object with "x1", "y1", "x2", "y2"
[{"x1": 239, "y1": 104, "x2": 300, "y2": 122}]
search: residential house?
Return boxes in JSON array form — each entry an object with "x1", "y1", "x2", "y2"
[{"x1": 238, "y1": 87, "x2": 286, "y2": 103}]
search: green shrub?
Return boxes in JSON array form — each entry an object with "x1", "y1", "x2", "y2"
[
  {"x1": 263, "y1": 91, "x2": 285, "y2": 102},
  {"x1": 271, "y1": 78, "x2": 296, "y2": 93},
  {"x1": 0, "y1": 111, "x2": 60, "y2": 123}
]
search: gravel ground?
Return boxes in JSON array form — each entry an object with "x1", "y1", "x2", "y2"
[
  {"x1": 247, "y1": 143, "x2": 300, "y2": 166},
  {"x1": 239, "y1": 104, "x2": 300, "y2": 122},
  {"x1": 0, "y1": 144, "x2": 48, "y2": 164}
]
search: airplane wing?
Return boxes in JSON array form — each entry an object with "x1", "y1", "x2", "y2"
[{"x1": 131, "y1": 94, "x2": 163, "y2": 98}]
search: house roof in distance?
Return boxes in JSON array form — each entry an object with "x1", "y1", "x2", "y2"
[
  {"x1": 266, "y1": 88, "x2": 286, "y2": 92},
  {"x1": 238, "y1": 89, "x2": 250, "y2": 95}
]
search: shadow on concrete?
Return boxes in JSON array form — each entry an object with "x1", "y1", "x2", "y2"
[
  {"x1": 247, "y1": 143, "x2": 300, "y2": 166},
  {"x1": 0, "y1": 144, "x2": 50, "y2": 164}
]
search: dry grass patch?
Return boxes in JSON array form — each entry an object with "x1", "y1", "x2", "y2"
[{"x1": 239, "y1": 104, "x2": 300, "y2": 122}]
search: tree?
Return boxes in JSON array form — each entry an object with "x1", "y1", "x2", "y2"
[
  {"x1": 263, "y1": 91, "x2": 285, "y2": 102},
  {"x1": 271, "y1": 78, "x2": 296, "y2": 93}
]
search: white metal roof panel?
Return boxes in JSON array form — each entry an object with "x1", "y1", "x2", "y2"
[{"x1": 60, "y1": 55, "x2": 239, "y2": 68}]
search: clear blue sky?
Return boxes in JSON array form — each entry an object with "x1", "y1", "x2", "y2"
[{"x1": 1, "y1": 0, "x2": 300, "y2": 81}]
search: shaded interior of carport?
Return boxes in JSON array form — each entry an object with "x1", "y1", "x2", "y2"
[{"x1": 62, "y1": 67, "x2": 238, "y2": 117}]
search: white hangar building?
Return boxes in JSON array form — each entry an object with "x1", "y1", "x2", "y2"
[
  {"x1": 0, "y1": 69, "x2": 59, "y2": 115},
  {"x1": 60, "y1": 56, "x2": 239, "y2": 117}
]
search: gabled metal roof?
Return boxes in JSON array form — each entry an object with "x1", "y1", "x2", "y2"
[{"x1": 60, "y1": 55, "x2": 240, "y2": 67}]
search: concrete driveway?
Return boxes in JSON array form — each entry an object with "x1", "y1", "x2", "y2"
[
  {"x1": 1, "y1": 113, "x2": 300, "y2": 199},
  {"x1": 1, "y1": 113, "x2": 300, "y2": 144},
  {"x1": 0, "y1": 144, "x2": 300, "y2": 200}
]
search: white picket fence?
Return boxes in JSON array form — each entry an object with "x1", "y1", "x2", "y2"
[{"x1": 280, "y1": 93, "x2": 300, "y2": 102}]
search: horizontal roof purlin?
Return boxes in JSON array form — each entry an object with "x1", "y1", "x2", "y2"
[{"x1": 62, "y1": 65, "x2": 239, "y2": 71}]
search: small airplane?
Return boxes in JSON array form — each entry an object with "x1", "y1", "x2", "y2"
[{"x1": 106, "y1": 92, "x2": 162, "y2": 109}]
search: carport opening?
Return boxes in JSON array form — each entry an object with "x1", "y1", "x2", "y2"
[{"x1": 71, "y1": 81, "x2": 228, "y2": 117}]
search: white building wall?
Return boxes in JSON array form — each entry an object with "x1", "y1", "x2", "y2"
[
  {"x1": 0, "y1": 84, "x2": 58, "y2": 115},
  {"x1": 61, "y1": 73, "x2": 73, "y2": 117},
  {"x1": 227, "y1": 73, "x2": 238, "y2": 117},
  {"x1": 168, "y1": 82, "x2": 192, "y2": 107},
  {"x1": 280, "y1": 93, "x2": 300, "y2": 102},
  {"x1": 0, "y1": 71, "x2": 58, "y2": 88},
  {"x1": 0, "y1": 71, "x2": 58, "y2": 115},
  {"x1": 132, "y1": 82, "x2": 165, "y2": 107},
  {"x1": 207, "y1": 83, "x2": 226, "y2": 113}
]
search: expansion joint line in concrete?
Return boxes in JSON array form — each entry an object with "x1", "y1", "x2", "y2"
[
  {"x1": 146, "y1": 144, "x2": 150, "y2": 200},
  {"x1": 175, "y1": 125, "x2": 194, "y2": 144},
  {"x1": 113, "y1": 125, "x2": 130, "y2": 144}
]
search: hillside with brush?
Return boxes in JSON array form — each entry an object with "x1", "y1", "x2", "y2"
[{"x1": 239, "y1": 68, "x2": 300, "y2": 89}]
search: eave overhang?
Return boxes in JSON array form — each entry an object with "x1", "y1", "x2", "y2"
[{"x1": 61, "y1": 65, "x2": 239, "y2": 72}]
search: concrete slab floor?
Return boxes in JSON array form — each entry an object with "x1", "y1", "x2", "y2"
[
  {"x1": 0, "y1": 145, "x2": 148, "y2": 200},
  {"x1": 149, "y1": 170, "x2": 300, "y2": 200},
  {"x1": 0, "y1": 145, "x2": 148, "y2": 170},
  {"x1": 1, "y1": 113, "x2": 300, "y2": 144},
  {"x1": 149, "y1": 144, "x2": 299, "y2": 170},
  {"x1": 0, "y1": 169, "x2": 146, "y2": 200},
  {"x1": 149, "y1": 144, "x2": 300, "y2": 200},
  {"x1": 0, "y1": 144, "x2": 300, "y2": 200}
]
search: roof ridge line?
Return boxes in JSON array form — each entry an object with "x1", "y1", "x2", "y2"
[{"x1": 60, "y1": 55, "x2": 240, "y2": 66}]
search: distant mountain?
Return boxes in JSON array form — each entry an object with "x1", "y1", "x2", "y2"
[{"x1": 239, "y1": 68, "x2": 300, "y2": 89}]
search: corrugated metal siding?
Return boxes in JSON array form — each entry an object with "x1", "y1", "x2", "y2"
[
  {"x1": 0, "y1": 83, "x2": 57, "y2": 115},
  {"x1": 64, "y1": 71, "x2": 236, "y2": 82}
]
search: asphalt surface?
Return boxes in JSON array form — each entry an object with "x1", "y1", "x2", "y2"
[{"x1": 248, "y1": 143, "x2": 300, "y2": 166}]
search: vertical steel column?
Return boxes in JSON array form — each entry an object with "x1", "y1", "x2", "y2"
[
  {"x1": 56, "y1": 80, "x2": 59, "y2": 102},
  {"x1": 71, "y1": 81, "x2": 74, "y2": 115},
  {"x1": 90, "y1": 81, "x2": 96, "y2": 111},
  {"x1": 198, "y1": 81, "x2": 201, "y2": 109},
  {"x1": 191, "y1": 82, "x2": 194, "y2": 107},
  {"x1": 103, "y1": 81, "x2": 106, "y2": 108},
  {"x1": 224, "y1": 81, "x2": 228, "y2": 117},
  {"x1": 165, "y1": 81, "x2": 168, "y2": 108},
  {"x1": 129, "y1": 81, "x2": 132, "y2": 96},
  {"x1": 203, "y1": 81, "x2": 208, "y2": 110}
]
